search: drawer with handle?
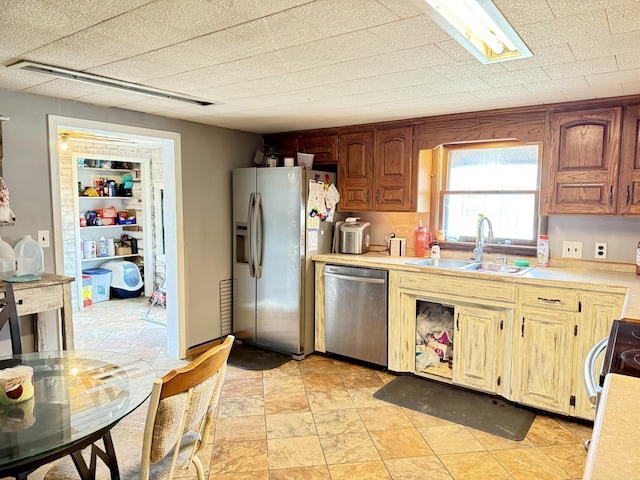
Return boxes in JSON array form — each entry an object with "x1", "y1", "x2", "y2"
[{"x1": 519, "y1": 285, "x2": 580, "y2": 312}]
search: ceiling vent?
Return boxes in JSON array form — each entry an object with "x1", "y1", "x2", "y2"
[{"x1": 9, "y1": 61, "x2": 218, "y2": 107}]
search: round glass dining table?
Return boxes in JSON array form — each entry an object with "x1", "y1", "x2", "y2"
[{"x1": 0, "y1": 350, "x2": 156, "y2": 479}]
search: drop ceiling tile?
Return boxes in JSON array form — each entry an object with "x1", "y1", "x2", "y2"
[
  {"x1": 86, "y1": 58, "x2": 185, "y2": 83},
  {"x1": 0, "y1": 65, "x2": 51, "y2": 90},
  {"x1": 545, "y1": 0, "x2": 630, "y2": 18},
  {"x1": 470, "y1": 84, "x2": 531, "y2": 100},
  {"x1": 375, "y1": 0, "x2": 423, "y2": 18},
  {"x1": 24, "y1": 31, "x2": 149, "y2": 71},
  {"x1": 493, "y1": 0, "x2": 556, "y2": 26},
  {"x1": 563, "y1": 83, "x2": 625, "y2": 101},
  {"x1": 0, "y1": 0, "x2": 95, "y2": 36},
  {"x1": 622, "y1": 79, "x2": 640, "y2": 95},
  {"x1": 515, "y1": 11, "x2": 610, "y2": 50},
  {"x1": 607, "y1": 3, "x2": 640, "y2": 34},
  {"x1": 217, "y1": 0, "x2": 315, "y2": 20},
  {"x1": 181, "y1": 30, "x2": 269, "y2": 66},
  {"x1": 433, "y1": 39, "x2": 478, "y2": 62},
  {"x1": 618, "y1": 51, "x2": 640, "y2": 70},
  {"x1": 501, "y1": 44, "x2": 577, "y2": 72},
  {"x1": 142, "y1": 75, "x2": 211, "y2": 94},
  {"x1": 306, "y1": 30, "x2": 397, "y2": 64},
  {"x1": 586, "y1": 67, "x2": 640, "y2": 87},
  {"x1": 288, "y1": 0, "x2": 400, "y2": 37},
  {"x1": 570, "y1": 31, "x2": 640, "y2": 61},
  {"x1": 524, "y1": 76, "x2": 590, "y2": 93},
  {"x1": 430, "y1": 77, "x2": 493, "y2": 95},
  {"x1": 544, "y1": 56, "x2": 619, "y2": 79},
  {"x1": 366, "y1": 15, "x2": 450, "y2": 49},
  {"x1": 430, "y1": 59, "x2": 508, "y2": 80},
  {"x1": 481, "y1": 67, "x2": 551, "y2": 88},
  {"x1": 73, "y1": 88, "x2": 154, "y2": 107},
  {"x1": 55, "y1": 0, "x2": 151, "y2": 25},
  {"x1": 0, "y1": 24, "x2": 62, "y2": 64}
]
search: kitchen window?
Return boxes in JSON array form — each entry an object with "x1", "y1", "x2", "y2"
[{"x1": 437, "y1": 141, "x2": 541, "y2": 247}]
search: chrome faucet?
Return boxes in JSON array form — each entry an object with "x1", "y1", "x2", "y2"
[{"x1": 474, "y1": 215, "x2": 493, "y2": 262}]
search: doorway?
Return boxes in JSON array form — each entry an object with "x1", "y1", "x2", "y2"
[{"x1": 47, "y1": 115, "x2": 184, "y2": 359}]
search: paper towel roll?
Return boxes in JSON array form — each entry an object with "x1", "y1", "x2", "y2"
[{"x1": 107, "y1": 238, "x2": 115, "y2": 257}]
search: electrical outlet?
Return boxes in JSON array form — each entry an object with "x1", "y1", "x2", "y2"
[
  {"x1": 562, "y1": 241, "x2": 583, "y2": 259},
  {"x1": 595, "y1": 242, "x2": 607, "y2": 259},
  {"x1": 37, "y1": 230, "x2": 50, "y2": 248}
]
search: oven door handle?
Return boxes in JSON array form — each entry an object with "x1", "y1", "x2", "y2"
[{"x1": 583, "y1": 337, "x2": 609, "y2": 406}]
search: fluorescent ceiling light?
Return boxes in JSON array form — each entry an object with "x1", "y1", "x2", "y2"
[
  {"x1": 8, "y1": 61, "x2": 218, "y2": 107},
  {"x1": 419, "y1": 0, "x2": 532, "y2": 63}
]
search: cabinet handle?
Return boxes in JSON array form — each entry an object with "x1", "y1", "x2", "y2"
[
  {"x1": 366, "y1": 190, "x2": 370, "y2": 204},
  {"x1": 627, "y1": 185, "x2": 631, "y2": 206},
  {"x1": 376, "y1": 189, "x2": 380, "y2": 203},
  {"x1": 609, "y1": 186, "x2": 613, "y2": 206},
  {"x1": 456, "y1": 313, "x2": 459, "y2": 331},
  {"x1": 537, "y1": 297, "x2": 561, "y2": 303},
  {"x1": 521, "y1": 317, "x2": 525, "y2": 337}
]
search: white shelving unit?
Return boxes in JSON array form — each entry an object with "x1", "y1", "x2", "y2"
[{"x1": 72, "y1": 155, "x2": 153, "y2": 309}]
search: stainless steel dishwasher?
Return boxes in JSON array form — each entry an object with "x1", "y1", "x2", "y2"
[{"x1": 324, "y1": 264, "x2": 388, "y2": 366}]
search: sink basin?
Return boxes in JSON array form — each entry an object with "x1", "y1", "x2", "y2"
[
  {"x1": 462, "y1": 262, "x2": 535, "y2": 275},
  {"x1": 405, "y1": 258, "x2": 474, "y2": 269}
]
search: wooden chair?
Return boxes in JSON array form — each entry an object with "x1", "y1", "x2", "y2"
[
  {"x1": 45, "y1": 335, "x2": 235, "y2": 480},
  {"x1": 0, "y1": 283, "x2": 22, "y2": 355}
]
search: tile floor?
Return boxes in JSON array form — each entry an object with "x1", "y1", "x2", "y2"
[{"x1": 22, "y1": 297, "x2": 592, "y2": 480}]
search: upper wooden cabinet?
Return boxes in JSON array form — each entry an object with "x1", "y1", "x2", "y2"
[
  {"x1": 263, "y1": 133, "x2": 298, "y2": 161},
  {"x1": 338, "y1": 130, "x2": 374, "y2": 211},
  {"x1": 619, "y1": 104, "x2": 640, "y2": 215},
  {"x1": 338, "y1": 125, "x2": 416, "y2": 212},
  {"x1": 298, "y1": 133, "x2": 339, "y2": 165},
  {"x1": 541, "y1": 107, "x2": 622, "y2": 215}
]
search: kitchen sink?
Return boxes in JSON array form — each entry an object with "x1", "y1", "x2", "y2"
[
  {"x1": 462, "y1": 262, "x2": 535, "y2": 275},
  {"x1": 405, "y1": 258, "x2": 474, "y2": 269}
]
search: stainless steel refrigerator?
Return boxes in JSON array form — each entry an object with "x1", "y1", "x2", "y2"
[{"x1": 232, "y1": 167, "x2": 336, "y2": 357}]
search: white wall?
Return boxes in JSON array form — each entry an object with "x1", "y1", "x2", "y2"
[{"x1": 0, "y1": 88, "x2": 262, "y2": 354}]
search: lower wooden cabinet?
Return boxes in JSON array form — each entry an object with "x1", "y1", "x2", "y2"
[
  {"x1": 512, "y1": 307, "x2": 576, "y2": 415},
  {"x1": 452, "y1": 305, "x2": 505, "y2": 394}
]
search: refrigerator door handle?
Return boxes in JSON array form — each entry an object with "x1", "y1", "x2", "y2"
[
  {"x1": 255, "y1": 192, "x2": 264, "y2": 279},
  {"x1": 247, "y1": 192, "x2": 256, "y2": 278}
]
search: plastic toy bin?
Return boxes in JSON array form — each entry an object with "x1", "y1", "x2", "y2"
[{"x1": 82, "y1": 268, "x2": 111, "y2": 303}]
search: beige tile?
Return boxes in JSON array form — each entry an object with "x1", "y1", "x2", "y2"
[
  {"x1": 263, "y1": 375, "x2": 304, "y2": 394},
  {"x1": 377, "y1": 371, "x2": 398, "y2": 384},
  {"x1": 264, "y1": 391, "x2": 310, "y2": 414},
  {"x1": 221, "y1": 377, "x2": 264, "y2": 397},
  {"x1": 332, "y1": 360, "x2": 374, "y2": 375},
  {"x1": 268, "y1": 436, "x2": 326, "y2": 469},
  {"x1": 209, "y1": 472, "x2": 269, "y2": 480},
  {"x1": 370, "y1": 428, "x2": 434, "y2": 459},
  {"x1": 469, "y1": 427, "x2": 534, "y2": 451},
  {"x1": 218, "y1": 395, "x2": 265, "y2": 418},
  {"x1": 384, "y1": 456, "x2": 452, "y2": 480},
  {"x1": 492, "y1": 448, "x2": 572, "y2": 480},
  {"x1": 261, "y1": 361, "x2": 300, "y2": 378},
  {"x1": 266, "y1": 412, "x2": 317, "y2": 438},
  {"x1": 340, "y1": 371, "x2": 386, "y2": 389},
  {"x1": 359, "y1": 406, "x2": 413, "y2": 431},
  {"x1": 540, "y1": 443, "x2": 589, "y2": 479},
  {"x1": 348, "y1": 387, "x2": 389, "y2": 408},
  {"x1": 307, "y1": 389, "x2": 355, "y2": 412},
  {"x1": 439, "y1": 451, "x2": 512, "y2": 479},
  {"x1": 319, "y1": 432, "x2": 381, "y2": 464},
  {"x1": 525, "y1": 415, "x2": 581, "y2": 446},
  {"x1": 418, "y1": 425, "x2": 485, "y2": 455},
  {"x1": 328, "y1": 461, "x2": 391, "y2": 480},
  {"x1": 298, "y1": 357, "x2": 340, "y2": 375},
  {"x1": 212, "y1": 440, "x2": 269, "y2": 474},
  {"x1": 301, "y1": 373, "x2": 345, "y2": 391},
  {"x1": 224, "y1": 366, "x2": 263, "y2": 379},
  {"x1": 215, "y1": 415, "x2": 266, "y2": 441},
  {"x1": 268, "y1": 466, "x2": 332, "y2": 480},
  {"x1": 312, "y1": 409, "x2": 368, "y2": 436},
  {"x1": 553, "y1": 417, "x2": 594, "y2": 443}
]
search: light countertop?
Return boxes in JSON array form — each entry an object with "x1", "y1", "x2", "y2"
[
  {"x1": 582, "y1": 373, "x2": 640, "y2": 479},
  {"x1": 312, "y1": 252, "x2": 640, "y2": 319}
]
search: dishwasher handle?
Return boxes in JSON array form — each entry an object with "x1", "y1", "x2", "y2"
[{"x1": 324, "y1": 271, "x2": 386, "y2": 284}]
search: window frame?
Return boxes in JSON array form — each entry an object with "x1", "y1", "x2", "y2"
[{"x1": 434, "y1": 140, "x2": 542, "y2": 252}]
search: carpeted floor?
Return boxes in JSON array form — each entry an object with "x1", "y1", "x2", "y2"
[
  {"x1": 228, "y1": 342, "x2": 291, "y2": 370},
  {"x1": 374, "y1": 375, "x2": 537, "y2": 441}
]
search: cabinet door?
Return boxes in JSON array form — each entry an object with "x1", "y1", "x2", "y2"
[
  {"x1": 542, "y1": 107, "x2": 622, "y2": 215},
  {"x1": 514, "y1": 308, "x2": 576, "y2": 415},
  {"x1": 299, "y1": 133, "x2": 339, "y2": 165},
  {"x1": 574, "y1": 293, "x2": 624, "y2": 420},
  {"x1": 263, "y1": 133, "x2": 298, "y2": 160},
  {"x1": 338, "y1": 130, "x2": 374, "y2": 211},
  {"x1": 374, "y1": 126, "x2": 413, "y2": 211},
  {"x1": 452, "y1": 305, "x2": 503, "y2": 394},
  {"x1": 618, "y1": 105, "x2": 640, "y2": 215}
]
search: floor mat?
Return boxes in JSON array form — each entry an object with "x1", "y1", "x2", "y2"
[
  {"x1": 228, "y1": 342, "x2": 291, "y2": 371},
  {"x1": 373, "y1": 375, "x2": 536, "y2": 441}
]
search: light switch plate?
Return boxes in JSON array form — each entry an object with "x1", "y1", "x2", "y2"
[{"x1": 562, "y1": 241, "x2": 582, "y2": 259}]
